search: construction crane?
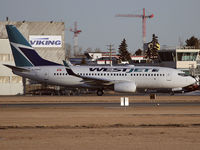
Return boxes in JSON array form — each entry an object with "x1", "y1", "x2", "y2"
[
  {"x1": 116, "y1": 8, "x2": 154, "y2": 51},
  {"x1": 70, "y1": 21, "x2": 82, "y2": 56}
]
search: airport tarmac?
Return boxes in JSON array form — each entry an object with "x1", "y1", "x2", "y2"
[
  {"x1": 0, "y1": 94, "x2": 200, "y2": 103},
  {"x1": 0, "y1": 95, "x2": 200, "y2": 150},
  {"x1": 1, "y1": 101, "x2": 200, "y2": 108}
]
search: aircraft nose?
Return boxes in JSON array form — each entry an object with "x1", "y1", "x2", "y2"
[{"x1": 188, "y1": 76, "x2": 196, "y2": 85}]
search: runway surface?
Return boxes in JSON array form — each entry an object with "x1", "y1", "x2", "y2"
[{"x1": 1, "y1": 102, "x2": 200, "y2": 108}]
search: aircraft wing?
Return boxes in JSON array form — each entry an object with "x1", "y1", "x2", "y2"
[
  {"x1": 66, "y1": 67, "x2": 114, "y2": 85},
  {"x1": 63, "y1": 60, "x2": 114, "y2": 86},
  {"x1": 3, "y1": 64, "x2": 30, "y2": 72},
  {"x1": 80, "y1": 76, "x2": 114, "y2": 86}
]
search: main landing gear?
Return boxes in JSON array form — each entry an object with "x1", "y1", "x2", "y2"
[{"x1": 96, "y1": 89, "x2": 104, "y2": 96}]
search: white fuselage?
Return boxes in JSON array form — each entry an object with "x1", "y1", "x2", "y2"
[{"x1": 13, "y1": 65, "x2": 196, "y2": 90}]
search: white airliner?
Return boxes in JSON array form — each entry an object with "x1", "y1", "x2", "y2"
[{"x1": 4, "y1": 25, "x2": 196, "y2": 96}]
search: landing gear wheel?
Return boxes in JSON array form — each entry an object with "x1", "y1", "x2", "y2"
[
  {"x1": 96, "y1": 89, "x2": 104, "y2": 96},
  {"x1": 170, "y1": 91, "x2": 175, "y2": 95}
]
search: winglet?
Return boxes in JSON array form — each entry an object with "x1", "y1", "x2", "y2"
[
  {"x1": 62, "y1": 60, "x2": 72, "y2": 68},
  {"x1": 63, "y1": 60, "x2": 69, "y2": 67},
  {"x1": 63, "y1": 60, "x2": 79, "y2": 77}
]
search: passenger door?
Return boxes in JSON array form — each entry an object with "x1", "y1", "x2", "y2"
[
  {"x1": 44, "y1": 71, "x2": 49, "y2": 81},
  {"x1": 166, "y1": 73, "x2": 172, "y2": 81}
]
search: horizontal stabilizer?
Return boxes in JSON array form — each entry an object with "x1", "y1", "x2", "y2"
[{"x1": 3, "y1": 64, "x2": 30, "y2": 72}]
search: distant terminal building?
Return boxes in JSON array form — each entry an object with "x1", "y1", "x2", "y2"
[
  {"x1": 85, "y1": 52, "x2": 146, "y2": 65},
  {"x1": 158, "y1": 48, "x2": 200, "y2": 75},
  {"x1": 0, "y1": 21, "x2": 65, "y2": 95}
]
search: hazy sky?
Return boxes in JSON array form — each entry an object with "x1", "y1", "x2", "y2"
[{"x1": 0, "y1": 0, "x2": 200, "y2": 53}]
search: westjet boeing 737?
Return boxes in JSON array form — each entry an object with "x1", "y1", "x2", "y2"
[{"x1": 4, "y1": 25, "x2": 196, "y2": 96}]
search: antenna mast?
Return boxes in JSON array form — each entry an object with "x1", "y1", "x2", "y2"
[{"x1": 70, "y1": 21, "x2": 82, "y2": 56}]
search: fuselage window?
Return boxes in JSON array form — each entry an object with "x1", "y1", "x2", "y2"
[
  {"x1": 125, "y1": 74, "x2": 127, "y2": 76},
  {"x1": 151, "y1": 74, "x2": 153, "y2": 76},
  {"x1": 66, "y1": 73, "x2": 68, "y2": 75},
  {"x1": 154, "y1": 74, "x2": 156, "y2": 76},
  {"x1": 60, "y1": 73, "x2": 62, "y2": 75},
  {"x1": 145, "y1": 74, "x2": 147, "y2": 76},
  {"x1": 107, "y1": 73, "x2": 109, "y2": 76},
  {"x1": 54, "y1": 73, "x2": 56, "y2": 75},
  {"x1": 157, "y1": 74, "x2": 159, "y2": 76}
]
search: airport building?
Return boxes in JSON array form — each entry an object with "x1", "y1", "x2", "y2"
[
  {"x1": 86, "y1": 52, "x2": 146, "y2": 65},
  {"x1": 158, "y1": 48, "x2": 200, "y2": 75},
  {"x1": 0, "y1": 21, "x2": 65, "y2": 95}
]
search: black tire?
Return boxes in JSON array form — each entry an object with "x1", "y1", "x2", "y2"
[{"x1": 96, "y1": 90, "x2": 104, "y2": 96}]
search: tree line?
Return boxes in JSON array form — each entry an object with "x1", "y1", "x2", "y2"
[
  {"x1": 119, "y1": 35, "x2": 200, "y2": 62},
  {"x1": 66, "y1": 35, "x2": 200, "y2": 63}
]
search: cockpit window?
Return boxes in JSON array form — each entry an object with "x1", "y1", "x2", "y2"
[{"x1": 178, "y1": 73, "x2": 188, "y2": 77}]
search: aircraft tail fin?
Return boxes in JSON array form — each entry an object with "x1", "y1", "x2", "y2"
[{"x1": 6, "y1": 25, "x2": 61, "y2": 67}]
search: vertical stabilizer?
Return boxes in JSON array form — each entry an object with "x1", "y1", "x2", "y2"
[{"x1": 6, "y1": 25, "x2": 61, "y2": 67}]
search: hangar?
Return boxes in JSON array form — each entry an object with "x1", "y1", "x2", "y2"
[{"x1": 0, "y1": 21, "x2": 65, "y2": 95}]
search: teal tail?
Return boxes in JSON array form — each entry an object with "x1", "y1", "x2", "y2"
[{"x1": 6, "y1": 25, "x2": 61, "y2": 67}]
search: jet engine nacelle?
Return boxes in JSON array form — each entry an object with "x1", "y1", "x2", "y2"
[{"x1": 114, "y1": 81, "x2": 136, "y2": 93}]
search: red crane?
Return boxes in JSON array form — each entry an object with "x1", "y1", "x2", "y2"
[
  {"x1": 70, "y1": 21, "x2": 82, "y2": 38},
  {"x1": 70, "y1": 22, "x2": 82, "y2": 56},
  {"x1": 116, "y1": 8, "x2": 154, "y2": 50}
]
